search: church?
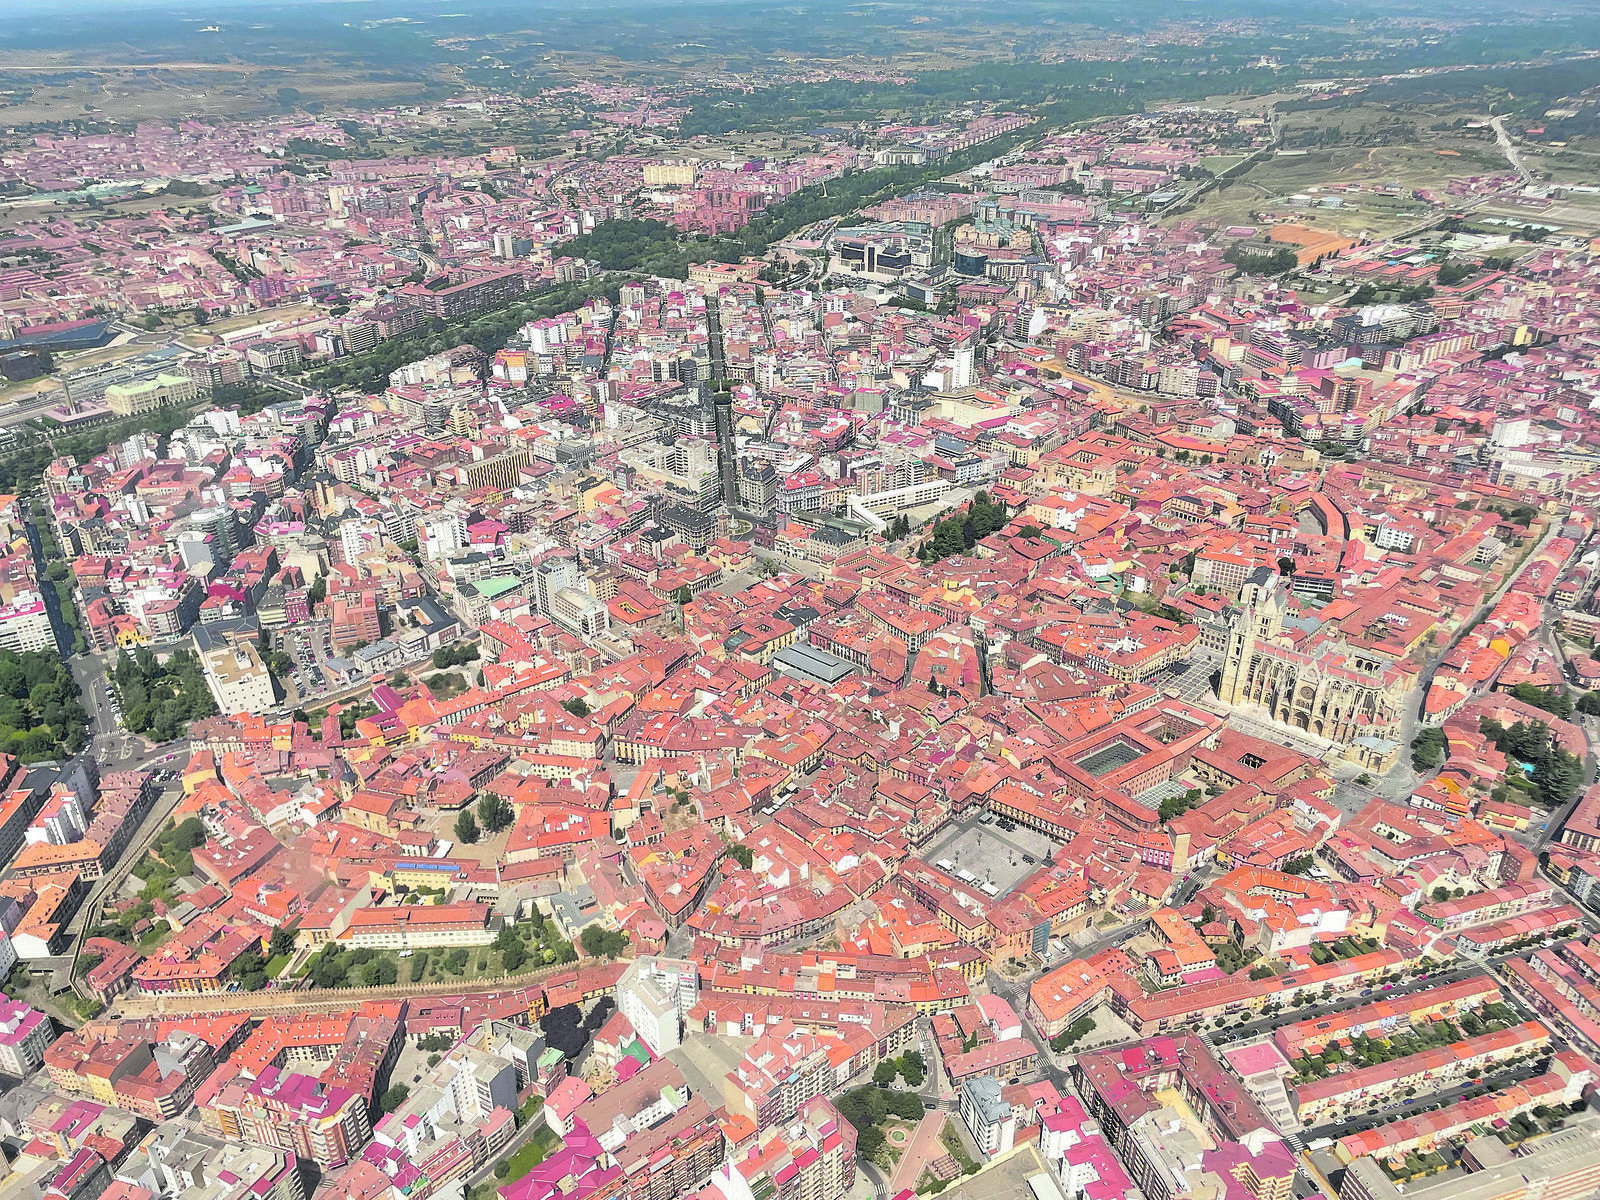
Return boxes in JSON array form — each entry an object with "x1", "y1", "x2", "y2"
[{"x1": 1217, "y1": 568, "x2": 1409, "y2": 753}]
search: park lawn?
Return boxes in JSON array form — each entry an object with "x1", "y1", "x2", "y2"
[
  {"x1": 504, "y1": 1127, "x2": 561, "y2": 1182},
  {"x1": 878, "y1": 1118, "x2": 919, "y2": 1168},
  {"x1": 265, "y1": 953, "x2": 291, "y2": 977},
  {"x1": 409, "y1": 932, "x2": 572, "y2": 985},
  {"x1": 411, "y1": 946, "x2": 518, "y2": 985},
  {"x1": 939, "y1": 1120, "x2": 979, "y2": 1174}
]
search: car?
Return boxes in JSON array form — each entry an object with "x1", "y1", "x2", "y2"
[{"x1": 1022, "y1": 854, "x2": 1035, "y2": 864}]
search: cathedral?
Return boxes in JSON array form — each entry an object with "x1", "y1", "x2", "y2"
[{"x1": 1217, "y1": 568, "x2": 1409, "y2": 750}]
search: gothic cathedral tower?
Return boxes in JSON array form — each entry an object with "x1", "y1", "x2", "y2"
[{"x1": 1219, "y1": 568, "x2": 1285, "y2": 706}]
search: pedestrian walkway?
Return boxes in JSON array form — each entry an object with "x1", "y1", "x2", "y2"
[{"x1": 888, "y1": 1111, "x2": 948, "y2": 1194}]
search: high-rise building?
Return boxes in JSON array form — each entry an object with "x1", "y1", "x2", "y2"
[
  {"x1": 198, "y1": 640, "x2": 277, "y2": 717},
  {"x1": 617, "y1": 956, "x2": 698, "y2": 1056},
  {"x1": 187, "y1": 507, "x2": 237, "y2": 567},
  {"x1": 0, "y1": 993, "x2": 53, "y2": 1075},
  {"x1": 959, "y1": 1076, "x2": 1016, "y2": 1158}
]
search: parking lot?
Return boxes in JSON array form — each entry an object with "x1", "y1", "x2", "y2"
[{"x1": 922, "y1": 818, "x2": 1057, "y2": 897}]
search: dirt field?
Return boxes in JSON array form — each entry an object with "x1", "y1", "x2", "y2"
[{"x1": 179, "y1": 305, "x2": 323, "y2": 348}]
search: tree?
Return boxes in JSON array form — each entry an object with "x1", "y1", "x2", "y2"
[
  {"x1": 380, "y1": 1084, "x2": 410, "y2": 1113},
  {"x1": 856, "y1": 1126, "x2": 886, "y2": 1162},
  {"x1": 1510, "y1": 682, "x2": 1573, "y2": 719},
  {"x1": 269, "y1": 925, "x2": 296, "y2": 957},
  {"x1": 543, "y1": 1003, "x2": 588, "y2": 1058},
  {"x1": 310, "y1": 945, "x2": 350, "y2": 988},
  {"x1": 672, "y1": 585, "x2": 693, "y2": 605},
  {"x1": 1159, "y1": 789, "x2": 1204, "y2": 823},
  {"x1": 1224, "y1": 243, "x2": 1299, "y2": 275},
  {"x1": 432, "y1": 642, "x2": 480, "y2": 669},
  {"x1": 583, "y1": 997, "x2": 616, "y2": 1032},
  {"x1": 917, "y1": 492, "x2": 1008, "y2": 563},
  {"x1": 502, "y1": 940, "x2": 527, "y2": 972},
  {"x1": 560, "y1": 697, "x2": 591, "y2": 718},
  {"x1": 1049, "y1": 1016, "x2": 1097, "y2": 1053},
  {"x1": 231, "y1": 950, "x2": 268, "y2": 991},
  {"x1": 873, "y1": 1060, "x2": 899, "y2": 1086},
  {"x1": 580, "y1": 925, "x2": 628, "y2": 959},
  {"x1": 883, "y1": 1089, "x2": 923, "y2": 1120},
  {"x1": 1410, "y1": 727, "x2": 1447, "y2": 771},
  {"x1": 728, "y1": 843, "x2": 754, "y2": 870},
  {"x1": 454, "y1": 810, "x2": 480, "y2": 844},
  {"x1": 478, "y1": 793, "x2": 514, "y2": 835},
  {"x1": 1578, "y1": 691, "x2": 1600, "y2": 716}
]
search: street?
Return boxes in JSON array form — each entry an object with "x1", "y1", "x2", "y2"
[{"x1": 1299, "y1": 1055, "x2": 1548, "y2": 1144}]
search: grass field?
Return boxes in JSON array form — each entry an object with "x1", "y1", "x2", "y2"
[
  {"x1": 502, "y1": 1127, "x2": 560, "y2": 1182},
  {"x1": 1519, "y1": 145, "x2": 1600, "y2": 186},
  {"x1": 1165, "y1": 91, "x2": 1527, "y2": 238},
  {"x1": 1170, "y1": 137, "x2": 1510, "y2": 237},
  {"x1": 0, "y1": 63, "x2": 451, "y2": 124}
]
